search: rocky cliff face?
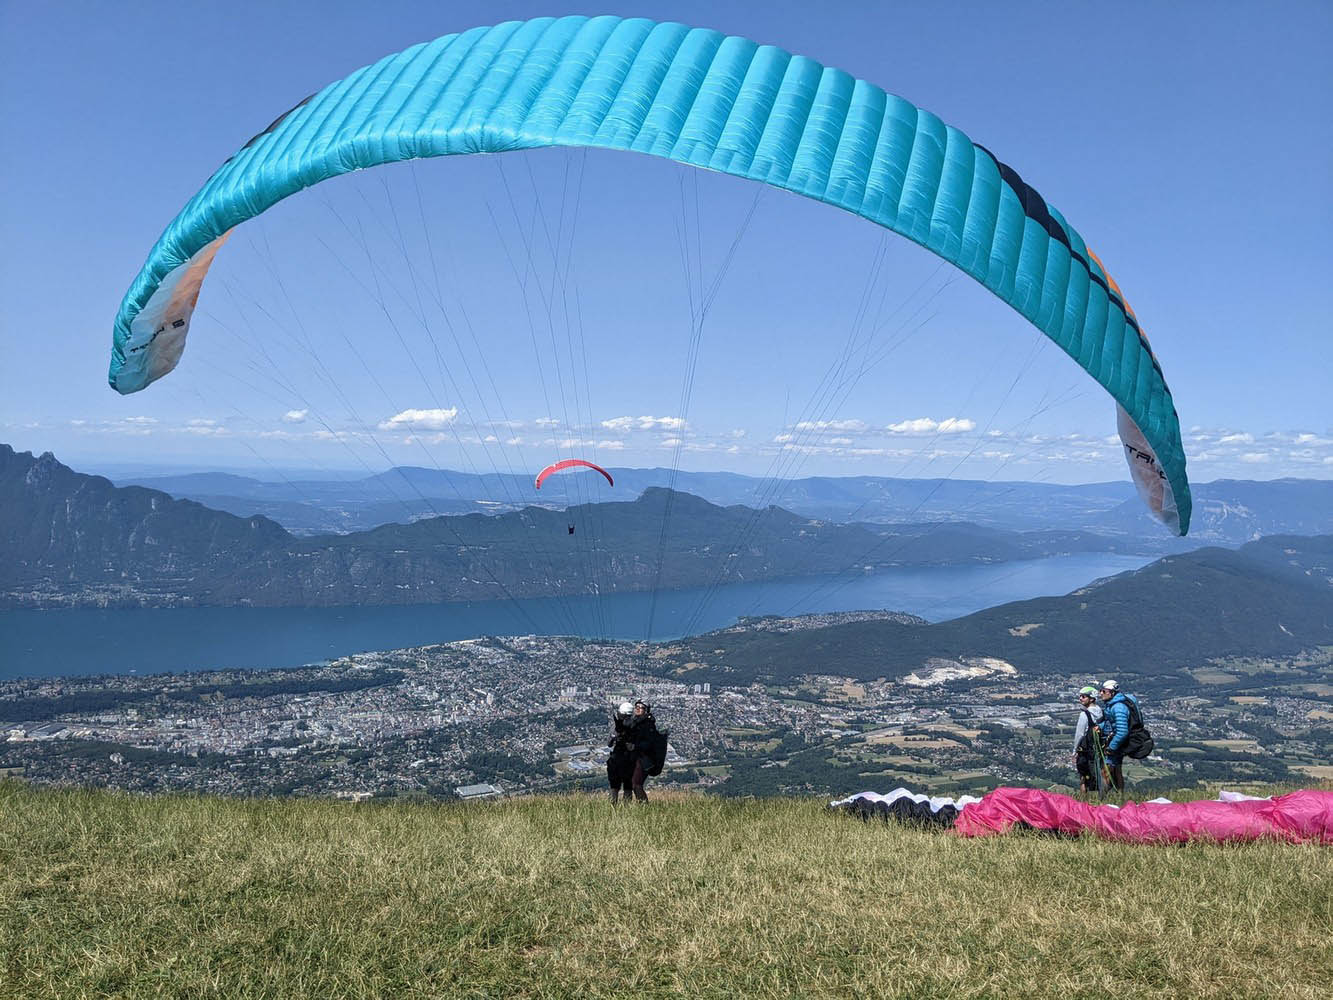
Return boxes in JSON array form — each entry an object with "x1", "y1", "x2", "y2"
[{"x1": 1, "y1": 445, "x2": 289, "y2": 603}]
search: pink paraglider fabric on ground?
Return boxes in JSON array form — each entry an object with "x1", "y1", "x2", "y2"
[{"x1": 953, "y1": 787, "x2": 1333, "y2": 845}]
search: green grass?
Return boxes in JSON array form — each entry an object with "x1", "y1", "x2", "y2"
[{"x1": 2, "y1": 780, "x2": 1330, "y2": 999}]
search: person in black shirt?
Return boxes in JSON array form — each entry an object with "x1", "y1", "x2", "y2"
[{"x1": 624, "y1": 700, "x2": 661, "y2": 804}]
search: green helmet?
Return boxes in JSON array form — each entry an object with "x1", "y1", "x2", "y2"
[{"x1": 1078, "y1": 685, "x2": 1098, "y2": 697}]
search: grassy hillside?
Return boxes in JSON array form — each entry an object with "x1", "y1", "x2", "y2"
[{"x1": 3, "y1": 782, "x2": 1329, "y2": 999}]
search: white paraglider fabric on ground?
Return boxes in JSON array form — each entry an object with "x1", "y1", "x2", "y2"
[{"x1": 829, "y1": 788, "x2": 982, "y2": 813}]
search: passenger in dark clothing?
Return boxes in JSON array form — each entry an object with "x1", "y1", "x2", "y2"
[
  {"x1": 624, "y1": 700, "x2": 660, "y2": 803},
  {"x1": 607, "y1": 701, "x2": 634, "y2": 804}
]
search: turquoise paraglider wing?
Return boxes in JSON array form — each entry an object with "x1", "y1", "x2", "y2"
[{"x1": 108, "y1": 14, "x2": 1189, "y2": 534}]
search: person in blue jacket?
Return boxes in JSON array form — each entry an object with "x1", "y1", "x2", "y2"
[{"x1": 1098, "y1": 679, "x2": 1138, "y2": 792}]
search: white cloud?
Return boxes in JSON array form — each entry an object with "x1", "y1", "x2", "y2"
[
  {"x1": 603, "y1": 415, "x2": 685, "y2": 432},
  {"x1": 887, "y1": 418, "x2": 935, "y2": 434},
  {"x1": 534, "y1": 416, "x2": 559, "y2": 428},
  {"x1": 123, "y1": 416, "x2": 157, "y2": 426},
  {"x1": 1219, "y1": 432, "x2": 1254, "y2": 444},
  {"x1": 937, "y1": 418, "x2": 975, "y2": 433},
  {"x1": 886, "y1": 417, "x2": 975, "y2": 435},
  {"x1": 378, "y1": 407, "x2": 458, "y2": 431},
  {"x1": 1238, "y1": 452, "x2": 1270, "y2": 464},
  {"x1": 794, "y1": 418, "x2": 867, "y2": 432},
  {"x1": 643, "y1": 415, "x2": 684, "y2": 431},
  {"x1": 597, "y1": 440, "x2": 625, "y2": 450},
  {"x1": 283, "y1": 409, "x2": 308, "y2": 424},
  {"x1": 660, "y1": 437, "x2": 683, "y2": 449}
]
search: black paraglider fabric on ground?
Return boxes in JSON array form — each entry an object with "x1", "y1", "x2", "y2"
[{"x1": 830, "y1": 789, "x2": 982, "y2": 830}]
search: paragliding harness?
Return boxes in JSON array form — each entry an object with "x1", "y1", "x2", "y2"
[
  {"x1": 1076, "y1": 710, "x2": 1102, "y2": 757},
  {"x1": 1119, "y1": 696, "x2": 1155, "y2": 760},
  {"x1": 643, "y1": 725, "x2": 670, "y2": 777}
]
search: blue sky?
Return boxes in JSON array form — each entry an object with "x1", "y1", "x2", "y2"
[{"x1": 2, "y1": 1, "x2": 1330, "y2": 486}]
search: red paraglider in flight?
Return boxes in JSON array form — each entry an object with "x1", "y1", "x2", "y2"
[{"x1": 534, "y1": 459, "x2": 614, "y2": 491}]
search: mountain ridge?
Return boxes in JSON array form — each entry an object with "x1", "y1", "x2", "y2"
[{"x1": 8, "y1": 446, "x2": 1126, "y2": 609}]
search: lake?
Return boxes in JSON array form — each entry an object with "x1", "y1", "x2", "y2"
[{"x1": 0, "y1": 554, "x2": 1152, "y2": 679}]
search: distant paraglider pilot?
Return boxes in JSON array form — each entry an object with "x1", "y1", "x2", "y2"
[{"x1": 607, "y1": 701, "x2": 635, "y2": 804}]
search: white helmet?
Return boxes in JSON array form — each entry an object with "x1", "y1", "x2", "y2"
[
  {"x1": 1101, "y1": 679, "x2": 1119, "y2": 692},
  {"x1": 617, "y1": 701, "x2": 634, "y2": 716}
]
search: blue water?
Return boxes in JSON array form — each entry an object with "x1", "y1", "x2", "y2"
[{"x1": 0, "y1": 554, "x2": 1151, "y2": 679}]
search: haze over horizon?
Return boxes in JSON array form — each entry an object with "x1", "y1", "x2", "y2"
[{"x1": 21, "y1": 449, "x2": 1325, "y2": 493}]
